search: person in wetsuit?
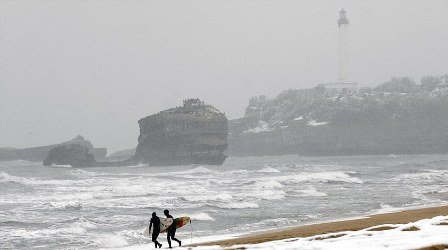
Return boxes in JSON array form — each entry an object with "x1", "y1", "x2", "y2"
[
  {"x1": 164, "y1": 209, "x2": 181, "y2": 248},
  {"x1": 149, "y1": 212, "x2": 162, "y2": 248}
]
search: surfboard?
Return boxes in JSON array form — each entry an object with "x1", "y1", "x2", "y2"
[
  {"x1": 143, "y1": 217, "x2": 173, "y2": 237},
  {"x1": 173, "y1": 217, "x2": 191, "y2": 229}
]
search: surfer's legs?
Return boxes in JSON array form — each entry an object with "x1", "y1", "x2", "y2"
[
  {"x1": 167, "y1": 233, "x2": 172, "y2": 248},
  {"x1": 152, "y1": 239, "x2": 162, "y2": 248},
  {"x1": 169, "y1": 230, "x2": 181, "y2": 246},
  {"x1": 171, "y1": 237, "x2": 181, "y2": 246},
  {"x1": 152, "y1": 233, "x2": 162, "y2": 248}
]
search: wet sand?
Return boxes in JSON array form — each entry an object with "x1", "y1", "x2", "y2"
[{"x1": 192, "y1": 205, "x2": 448, "y2": 247}]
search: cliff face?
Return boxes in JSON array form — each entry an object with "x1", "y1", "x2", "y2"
[
  {"x1": 0, "y1": 135, "x2": 105, "y2": 162},
  {"x1": 90, "y1": 148, "x2": 107, "y2": 162},
  {"x1": 228, "y1": 89, "x2": 448, "y2": 156},
  {"x1": 106, "y1": 148, "x2": 136, "y2": 162},
  {"x1": 135, "y1": 99, "x2": 228, "y2": 165}
]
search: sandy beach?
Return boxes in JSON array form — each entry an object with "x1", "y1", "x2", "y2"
[{"x1": 193, "y1": 205, "x2": 448, "y2": 248}]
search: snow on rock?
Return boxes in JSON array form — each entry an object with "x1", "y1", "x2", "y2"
[
  {"x1": 243, "y1": 121, "x2": 273, "y2": 133},
  {"x1": 307, "y1": 119, "x2": 329, "y2": 126}
]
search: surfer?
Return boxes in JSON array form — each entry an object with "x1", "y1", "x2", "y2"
[
  {"x1": 149, "y1": 212, "x2": 162, "y2": 248},
  {"x1": 164, "y1": 209, "x2": 181, "y2": 248}
]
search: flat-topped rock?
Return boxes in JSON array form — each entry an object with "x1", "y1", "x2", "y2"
[{"x1": 135, "y1": 98, "x2": 228, "y2": 165}]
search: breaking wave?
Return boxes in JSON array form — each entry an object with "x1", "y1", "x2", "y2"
[
  {"x1": 393, "y1": 169, "x2": 448, "y2": 183},
  {"x1": 189, "y1": 212, "x2": 215, "y2": 221},
  {"x1": 259, "y1": 171, "x2": 363, "y2": 184},
  {"x1": 294, "y1": 187, "x2": 327, "y2": 197}
]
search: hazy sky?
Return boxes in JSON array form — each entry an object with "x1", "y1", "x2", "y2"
[{"x1": 1, "y1": 0, "x2": 447, "y2": 152}]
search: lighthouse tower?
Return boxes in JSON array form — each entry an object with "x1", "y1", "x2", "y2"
[
  {"x1": 338, "y1": 8, "x2": 350, "y2": 83},
  {"x1": 317, "y1": 8, "x2": 358, "y2": 92}
]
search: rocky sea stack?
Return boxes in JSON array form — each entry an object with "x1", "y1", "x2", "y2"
[
  {"x1": 135, "y1": 99, "x2": 228, "y2": 165},
  {"x1": 43, "y1": 144, "x2": 95, "y2": 167}
]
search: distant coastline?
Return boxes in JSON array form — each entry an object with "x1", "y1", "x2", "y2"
[
  {"x1": 0, "y1": 136, "x2": 107, "y2": 162},
  {"x1": 2, "y1": 79, "x2": 448, "y2": 163}
]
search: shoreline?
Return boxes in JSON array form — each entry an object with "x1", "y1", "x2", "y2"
[{"x1": 191, "y1": 204, "x2": 448, "y2": 247}]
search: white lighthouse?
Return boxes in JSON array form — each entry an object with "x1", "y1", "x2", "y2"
[
  {"x1": 338, "y1": 8, "x2": 350, "y2": 83},
  {"x1": 318, "y1": 8, "x2": 358, "y2": 92}
]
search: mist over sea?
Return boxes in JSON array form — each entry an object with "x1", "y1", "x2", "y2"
[{"x1": 1, "y1": 154, "x2": 448, "y2": 249}]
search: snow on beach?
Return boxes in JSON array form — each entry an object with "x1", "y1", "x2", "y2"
[
  {"x1": 114, "y1": 215, "x2": 448, "y2": 250},
  {"x1": 229, "y1": 215, "x2": 448, "y2": 250}
]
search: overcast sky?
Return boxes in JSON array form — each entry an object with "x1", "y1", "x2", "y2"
[{"x1": 1, "y1": 0, "x2": 447, "y2": 152}]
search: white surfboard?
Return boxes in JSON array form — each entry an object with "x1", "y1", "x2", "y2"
[{"x1": 144, "y1": 217, "x2": 173, "y2": 236}]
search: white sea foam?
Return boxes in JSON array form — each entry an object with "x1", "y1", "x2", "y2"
[
  {"x1": 217, "y1": 201, "x2": 260, "y2": 209},
  {"x1": 125, "y1": 163, "x2": 147, "y2": 168},
  {"x1": 394, "y1": 169, "x2": 448, "y2": 182},
  {"x1": 43, "y1": 200, "x2": 85, "y2": 210},
  {"x1": 294, "y1": 187, "x2": 327, "y2": 197},
  {"x1": 50, "y1": 164, "x2": 73, "y2": 168},
  {"x1": 238, "y1": 189, "x2": 286, "y2": 200},
  {"x1": 1, "y1": 169, "x2": 359, "y2": 212},
  {"x1": 0, "y1": 171, "x2": 18, "y2": 183},
  {"x1": 159, "y1": 166, "x2": 214, "y2": 176},
  {"x1": 207, "y1": 179, "x2": 239, "y2": 185},
  {"x1": 254, "y1": 180, "x2": 283, "y2": 189},
  {"x1": 69, "y1": 168, "x2": 101, "y2": 176},
  {"x1": 392, "y1": 169, "x2": 448, "y2": 205},
  {"x1": 219, "y1": 169, "x2": 249, "y2": 175},
  {"x1": 368, "y1": 204, "x2": 401, "y2": 215},
  {"x1": 257, "y1": 167, "x2": 281, "y2": 173},
  {"x1": 183, "y1": 193, "x2": 233, "y2": 203},
  {"x1": 69, "y1": 217, "x2": 98, "y2": 229},
  {"x1": 4, "y1": 217, "x2": 98, "y2": 240},
  {"x1": 229, "y1": 217, "x2": 305, "y2": 233},
  {"x1": 93, "y1": 235, "x2": 129, "y2": 248}
]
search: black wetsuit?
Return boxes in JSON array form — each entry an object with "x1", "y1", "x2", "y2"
[
  {"x1": 149, "y1": 217, "x2": 161, "y2": 248},
  {"x1": 166, "y1": 215, "x2": 181, "y2": 247}
]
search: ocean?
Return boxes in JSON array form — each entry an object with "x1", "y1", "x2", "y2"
[{"x1": 1, "y1": 154, "x2": 447, "y2": 249}]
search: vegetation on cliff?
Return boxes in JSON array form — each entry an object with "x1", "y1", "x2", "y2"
[{"x1": 228, "y1": 75, "x2": 448, "y2": 156}]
